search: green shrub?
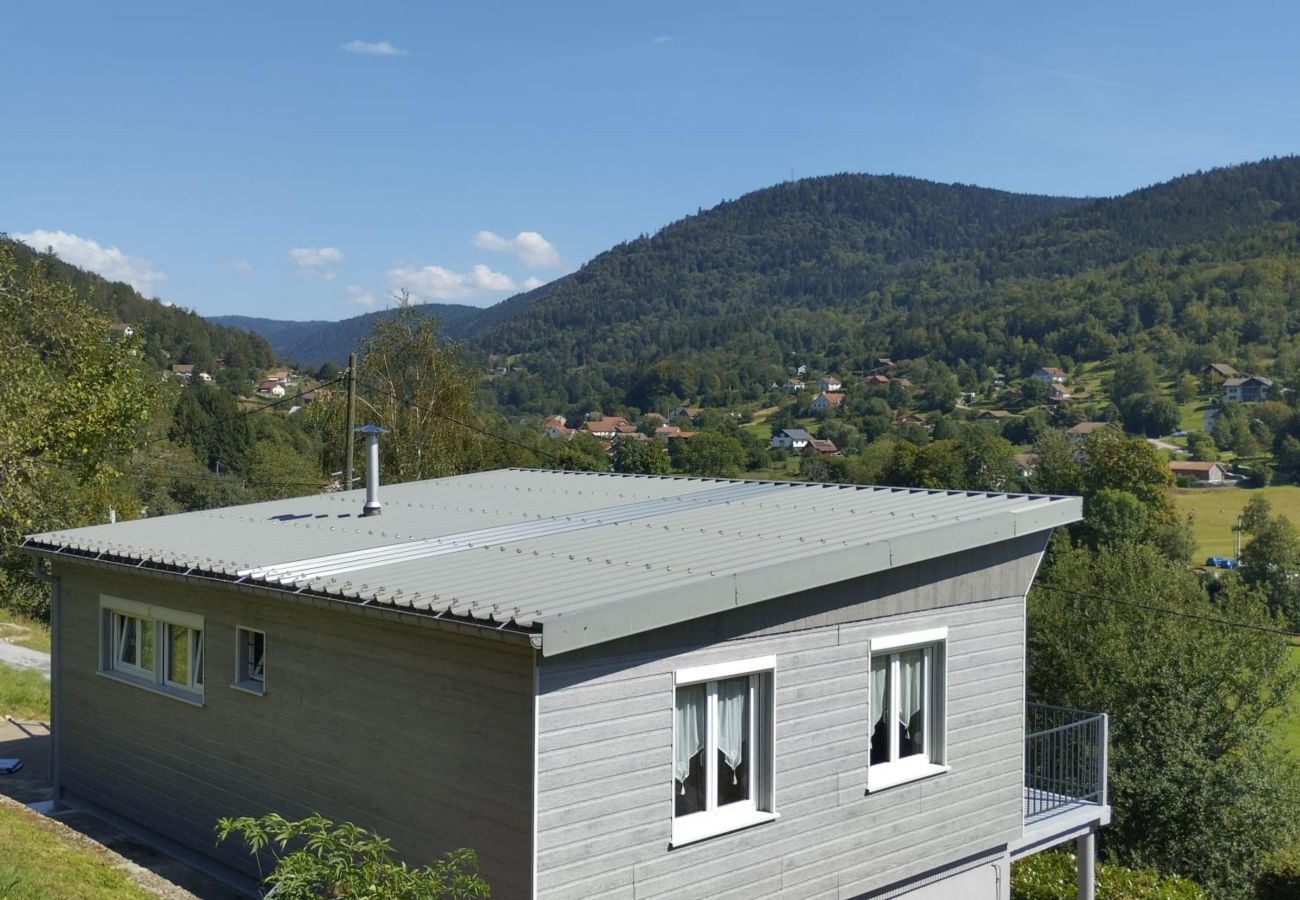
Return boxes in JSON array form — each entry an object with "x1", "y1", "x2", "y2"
[
  {"x1": 216, "y1": 813, "x2": 489, "y2": 899},
  {"x1": 1012, "y1": 850, "x2": 1205, "y2": 900},
  {"x1": 1256, "y1": 840, "x2": 1300, "y2": 900}
]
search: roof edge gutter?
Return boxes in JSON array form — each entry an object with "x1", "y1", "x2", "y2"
[{"x1": 17, "y1": 542, "x2": 540, "y2": 649}]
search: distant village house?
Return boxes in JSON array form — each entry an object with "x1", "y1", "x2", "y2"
[{"x1": 1222, "y1": 375, "x2": 1273, "y2": 403}]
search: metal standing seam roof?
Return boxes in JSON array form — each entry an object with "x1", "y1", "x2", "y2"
[{"x1": 20, "y1": 468, "x2": 1082, "y2": 656}]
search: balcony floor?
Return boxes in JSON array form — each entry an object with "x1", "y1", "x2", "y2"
[{"x1": 1011, "y1": 790, "x2": 1111, "y2": 861}]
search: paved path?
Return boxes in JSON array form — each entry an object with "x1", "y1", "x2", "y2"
[
  {"x1": 1147, "y1": 438, "x2": 1184, "y2": 453},
  {"x1": 0, "y1": 640, "x2": 50, "y2": 679}
]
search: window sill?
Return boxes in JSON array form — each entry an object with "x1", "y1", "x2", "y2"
[
  {"x1": 670, "y1": 806, "x2": 778, "y2": 847},
  {"x1": 97, "y1": 670, "x2": 204, "y2": 707},
  {"x1": 866, "y1": 760, "x2": 949, "y2": 793},
  {"x1": 230, "y1": 680, "x2": 265, "y2": 697}
]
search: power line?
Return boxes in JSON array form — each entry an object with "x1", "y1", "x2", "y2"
[
  {"x1": 1034, "y1": 582, "x2": 1300, "y2": 638},
  {"x1": 354, "y1": 377, "x2": 571, "y2": 465}
]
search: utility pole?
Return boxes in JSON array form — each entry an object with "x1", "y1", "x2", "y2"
[{"x1": 343, "y1": 352, "x2": 357, "y2": 491}]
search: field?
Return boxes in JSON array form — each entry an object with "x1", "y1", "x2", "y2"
[{"x1": 1170, "y1": 484, "x2": 1300, "y2": 561}]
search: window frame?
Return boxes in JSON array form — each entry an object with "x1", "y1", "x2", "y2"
[
  {"x1": 867, "y1": 627, "x2": 949, "y2": 792},
  {"x1": 99, "y1": 595, "x2": 204, "y2": 705},
  {"x1": 670, "y1": 656, "x2": 778, "y2": 847},
  {"x1": 233, "y1": 626, "x2": 266, "y2": 695}
]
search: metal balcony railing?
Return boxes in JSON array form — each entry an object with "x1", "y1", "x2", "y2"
[{"x1": 1024, "y1": 702, "x2": 1109, "y2": 821}]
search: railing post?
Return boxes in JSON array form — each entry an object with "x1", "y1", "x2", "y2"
[{"x1": 1099, "y1": 713, "x2": 1109, "y2": 808}]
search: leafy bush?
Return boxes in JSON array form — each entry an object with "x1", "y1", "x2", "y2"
[
  {"x1": 1012, "y1": 850, "x2": 1205, "y2": 899},
  {"x1": 216, "y1": 813, "x2": 489, "y2": 899},
  {"x1": 1256, "y1": 841, "x2": 1300, "y2": 900}
]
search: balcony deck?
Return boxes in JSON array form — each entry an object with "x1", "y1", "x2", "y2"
[{"x1": 1010, "y1": 703, "x2": 1111, "y2": 861}]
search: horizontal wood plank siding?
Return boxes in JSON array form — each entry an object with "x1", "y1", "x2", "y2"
[
  {"x1": 536, "y1": 536, "x2": 1045, "y2": 900},
  {"x1": 55, "y1": 565, "x2": 535, "y2": 896}
]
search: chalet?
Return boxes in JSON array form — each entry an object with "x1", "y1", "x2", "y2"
[
  {"x1": 21, "y1": 469, "x2": 1108, "y2": 899},
  {"x1": 979, "y1": 410, "x2": 1015, "y2": 421},
  {"x1": 256, "y1": 380, "x2": 286, "y2": 398},
  {"x1": 170, "y1": 364, "x2": 194, "y2": 380},
  {"x1": 264, "y1": 369, "x2": 291, "y2": 385},
  {"x1": 668, "y1": 406, "x2": 702, "y2": 422},
  {"x1": 654, "y1": 425, "x2": 696, "y2": 443},
  {"x1": 1222, "y1": 375, "x2": 1273, "y2": 403},
  {"x1": 818, "y1": 376, "x2": 843, "y2": 393},
  {"x1": 770, "y1": 428, "x2": 813, "y2": 451},
  {"x1": 1013, "y1": 452, "x2": 1038, "y2": 479},
  {"x1": 1203, "y1": 362, "x2": 1240, "y2": 384},
  {"x1": 1045, "y1": 384, "x2": 1073, "y2": 403},
  {"x1": 541, "y1": 415, "x2": 573, "y2": 440},
  {"x1": 896, "y1": 413, "x2": 928, "y2": 429},
  {"x1": 108, "y1": 323, "x2": 134, "y2": 339},
  {"x1": 782, "y1": 379, "x2": 806, "y2": 392},
  {"x1": 810, "y1": 391, "x2": 846, "y2": 412},
  {"x1": 807, "y1": 437, "x2": 839, "y2": 455},
  {"x1": 582, "y1": 416, "x2": 631, "y2": 438},
  {"x1": 1169, "y1": 460, "x2": 1229, "y2": 484},
  {"x1": 865, "y1": 374, "x2": 890, "y2": 386},
  {"x1": 1066, "y1": 422, "x2": 1110, "y2": 446},
  {"x1": 1031, "y1": 367, "x2": 1068, "y2": 384}
]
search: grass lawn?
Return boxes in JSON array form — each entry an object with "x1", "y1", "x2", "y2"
[
  {"x1": 1170, "y1": 484, "x2": 1300, "y2": 561},
  {"x1": 1276, "y1": 645, "x2": 1300, "y2": 759},
  {"x1": 0, "y1": 662, "x2": 49, "y2": 721},
  {"x1": 0, "y1": 610, "x2": 50, "y2": 654},
  {"x1": 0, "y1": 800, "x2": 153, "y2": 900}
]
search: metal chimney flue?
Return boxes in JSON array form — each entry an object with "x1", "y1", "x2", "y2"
[{"x1": 354, "y1": 424, "x2": 389, "y2": 517}]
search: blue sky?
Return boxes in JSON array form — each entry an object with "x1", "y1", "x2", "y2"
[{"x1": 4, "y1": 1, "x2": 1299, "y2": 321}]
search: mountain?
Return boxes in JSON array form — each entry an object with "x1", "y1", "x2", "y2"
[
  {"x1": 205, "y1": 157, "x2": 1300, "y2": 415},
  {"x1": 211, "y1": 304, "x2": 487, "y2": 368},
  {"x1": 3, "y1": 235, "x2": 277, "y2": 385}
]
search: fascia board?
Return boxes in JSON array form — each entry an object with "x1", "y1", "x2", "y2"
[{"x1": 538, "y1": 499, "x2": 1081, "y2": 656}]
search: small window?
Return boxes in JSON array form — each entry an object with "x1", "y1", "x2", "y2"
[
  {"x1": 868, "y1": 628, "x2": 948, "y2": 791},
  {"x1": 672, "y1": 656, "x2": 777, "y2": 846},
  {"x1": 100, "y1": 596, "x2": 203, "y2": 703},
  {"x1": 235, "y1": 627, "x2": 266, "y2": 694}
]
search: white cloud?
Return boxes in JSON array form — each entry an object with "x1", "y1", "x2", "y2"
[
  {"x1": 472, "y1": 230, "x2": 561, "y2": 268},
  {"x1": 341, "y1": 40, "x2": 408, "y2": 57},
  {"x1": 523, "y1": 276, "x2": 544, "y2": 290},
  {"x1": 229, "y1": 259, "x2": 253, "y2": 273},
  {"x1": 13, "y1": 229, "x2": 167, "y2": 295},
  {"x1": 387, "y1": 263, "x2": 518, "y2": 302},
  {"x1": 289, "y1": 246, "x2": 343, "y2": 280},
  {"x1": 346, "y1": 284, "x2": 378, "y2": 308}
]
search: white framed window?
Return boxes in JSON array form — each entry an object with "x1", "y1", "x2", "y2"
[
  {"x1": 671, "y1": 656, "x2": 777, "y2": 846},
  {"x1": 100, "y1": 596, "x2": 204, "y2": 703},
  {"x1": 868, "y1": 628, "x2": 948, "y2": 791},
  {"x1": 234, "y1": 626, "x2": 266, "y2": 695}
]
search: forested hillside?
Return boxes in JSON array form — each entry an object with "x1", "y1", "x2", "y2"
[
  {"x1": 473, "y1": 157, "x2": 1300, "y2": 413},
  {"x1": 212, "y1": 304, "x2": 486, "y2": 368},
  {"x1": 3, "y1": 235, "x2": 277, "y2": 389}
]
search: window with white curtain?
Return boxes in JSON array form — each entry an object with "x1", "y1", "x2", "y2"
[
  {"x1": 868, "y1": 628, "x2": 948, "y2": 792},
  {"x1": 672, "y1": 656, "x2": 777, "y2": 846},
  {"x1": 100, "y1": 595, "x2": 204, "y2": 703}
]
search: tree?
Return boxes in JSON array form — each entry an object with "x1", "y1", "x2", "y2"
[
  {"x1": 1186, "y1": 431, "x2": 1217, "y2": 461},
  {"x1": 611, "y1": 439, "x2": 671, "y2": 475},
  {"x1": 0, "y1": 245, "x2": 156, "y2": 619},
  {"x1": 1173, "y1": 372, "x2": 1199, "y2": 404},
  {"x1": 1029, "y1": 542, "x2": 1300, "y2": 897},
  {"x1": 1240, "y1": 507, "x2": 1300, "y2": 622},
  {"x1": 171, "y1": 385, "x2": 254, "y2": 475},
  {"x1": 216, "y1": 813, "x2": 490, "y2": 899},
  {"x1": 344, "y1": 297, "x2": 483, "y2": 482},
  {"x1": 670, "y1": 432, "x2": 746, "y2": 477}
]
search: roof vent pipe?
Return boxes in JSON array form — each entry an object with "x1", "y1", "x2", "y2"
[{"x1": 355, "y1": 424, "x2": 389, "y2": 517}]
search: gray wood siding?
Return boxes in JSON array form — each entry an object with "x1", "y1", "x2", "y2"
[
  {"x1": 54, "y1": 564, "x2": 535, "y2": 897},
  {"x1": 535, "y1": 538, "x2": 1044, "y2": 900}
]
